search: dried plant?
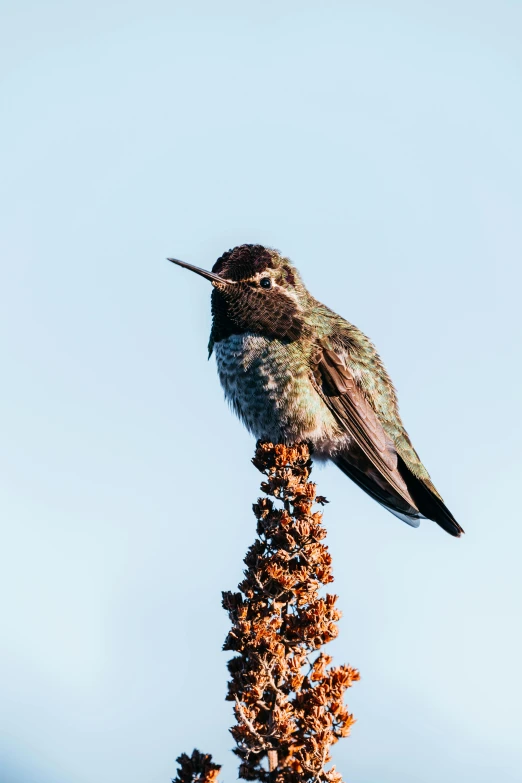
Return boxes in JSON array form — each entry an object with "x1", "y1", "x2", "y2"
[
  {"x1": 222, "y1": 442, "x2": 359, "y2": 783},
  {"x1": 173, "y1": 442, "x2": 358, "y2": 783},
  {"x1": 172, "y1": 750, "x2": 221, "y2": 783}
]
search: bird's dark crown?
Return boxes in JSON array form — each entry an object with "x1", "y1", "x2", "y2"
[{"x1": 212, "y1": 244, "x2": 297, "y2": 287}]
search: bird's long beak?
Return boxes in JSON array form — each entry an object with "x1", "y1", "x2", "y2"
[{"x1": 167, "y1": 257, "x2": 228, "y2": 285}]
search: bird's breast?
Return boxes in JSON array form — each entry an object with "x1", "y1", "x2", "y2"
[{"x1": 213, "y1": 334, "x2": 346, "y2": 452}]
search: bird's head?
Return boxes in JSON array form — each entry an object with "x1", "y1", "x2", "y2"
[{"x1": 169, "y1": 244, "x2": 311, "y2": 354}]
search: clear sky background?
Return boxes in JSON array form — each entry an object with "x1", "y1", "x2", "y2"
[{"x1": 1, "y1": 2, "x2": 521, "y2": 782}]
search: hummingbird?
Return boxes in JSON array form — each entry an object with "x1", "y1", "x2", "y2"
[{"x1": 169, "y1": 244, "x2": 463, "y2": 537}]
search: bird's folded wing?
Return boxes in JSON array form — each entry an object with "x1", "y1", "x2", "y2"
[{"x1": 317, "y1": 343, "x2": 418, "y2": 509}]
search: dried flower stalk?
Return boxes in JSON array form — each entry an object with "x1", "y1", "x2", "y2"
[
  {"x1": 222, "y1": 442, "x2": 359, "y2": 783},
  {"x1": 172, "y1": 750, "x2": 221, "y2": 783}
]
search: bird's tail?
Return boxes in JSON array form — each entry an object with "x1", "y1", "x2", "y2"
[
  {"x1": 333, "y1": 452, "x2": 463, "y2": 537},
  {"x1": 396, "y1": 455, "x2": 464, "y2": 537}
]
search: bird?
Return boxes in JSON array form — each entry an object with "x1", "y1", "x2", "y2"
[{"x1": 168, "y1": 244, "x2": 463, "y2": 537}]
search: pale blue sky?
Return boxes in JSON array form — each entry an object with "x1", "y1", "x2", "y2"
[{"x1": 1, "y1": 2, "x2": 521, "y2": 782}]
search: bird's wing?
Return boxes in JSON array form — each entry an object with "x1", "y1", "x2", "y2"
[
  {"x1": 315, "y1": 341, "x2": 418, "y2": 511},
  {"x1": 314, "y1": 337, "x2": 464, "y2": 537}
]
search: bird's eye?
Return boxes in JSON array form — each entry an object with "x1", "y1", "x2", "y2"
[{"x1": 260, "y1": 277, "x2": 272, "y2": 289}]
